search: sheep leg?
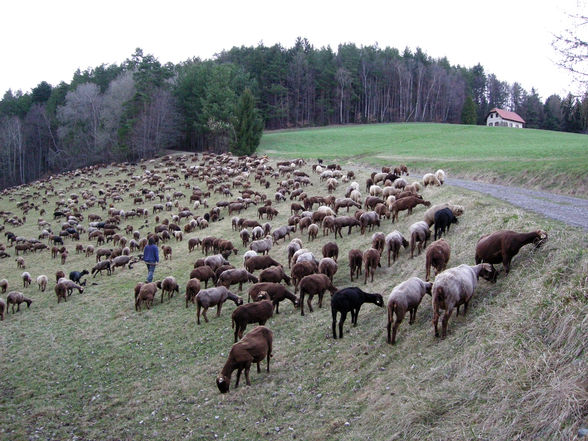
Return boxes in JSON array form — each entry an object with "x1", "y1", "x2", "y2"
[
  {"x1": 433, "y1": 310, "x2": 440, "y2": 337},
  {"x1": 256, "y1": 361, "x2": 261, "y2": 374},
  {"x1": 332, "y1": 311, "x2": 338, "y2": 339},
  {"x1": 409, "y1": 307, "x2": 417, "y2": 324},
  {"x1": 318, "y1": 292, "x2": 324, "y2": 309},
  {"x1": 352, "y1": 308, "x2": 360, "y2": 326},
  {"x1": 299, "y1": 293, "x2": 305, "y2": 316},
  {"x1": 235, "y1": 368, "x2": 243, "y2": 388},
  {"x1": 202, "y1": 307, "x2": 209, "y2": 323},
  {"x1": 274, "y1": 300, "x2": 279, "y2": 314},
  {"x1": 338, "y1": 311, "x2": 347, "y2": 338},
  {"x1": 307, "y1": 295, "x2": 314, "y2": 313},
  {"x1": 217, "y1": 302, "x2": 223, "y2": 317},
  {"x1": 441, "y1": 309, "x2": 453, "y2": 339}
]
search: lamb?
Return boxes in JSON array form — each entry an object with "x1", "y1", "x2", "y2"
[
  {"x1": 22, "y1": 271, "x2": 32, "y2": 288},
  {"x1": 386, "y1": 277, "x2": 432, "y2": 344},
  {"x1": 319, "y1": 257, "x2": 338, "y2": 282},
  {"x1": 195, "y1": 286, "x2": 243, "y2": 324},
  {"x1": 6, "y1": 291, "x2": 33, "y2": 313},
  {"x1": 91, "y1": 260, "x2": 111, "y2": 277},
  {"x1": 409, "y1": 221, "x2": 431, "y2": 258},
  {"x1": 259, "y1": 265, "x2": 291, "y2": 286},
  {"x1": 216, "y1": 325, "x2": 273, "y2": 393},
  {"x1": 247, "y1": 283, "x2": 299, "y2": 313},
  {"x1": 385, "y1": 230, "x2": 409, "y2": 266},
  {"x1": 474, "y1": 229, "x2": 548, "y2": 274},
  {"x1": 434, "y1": 207, "x2": 459, "y2": 240},
  {"x1": 425, "y1": 239, "x2": 451, "y2": 281},
  {"x1": 423, "y1": 203, "x2": 465, "y2": 227},
  {"x1": 331, "y1": 287, "x2": 384, "y2": 338},
  {"x1": 156, "y1": 276, "x2": 179, "y2": 302},
  {"x1": 189, "y1": 265, "x2": 216, "y2": 288},
  {"x1": 0, "y1": 279, "x2": 7, "y2": 293},
  {"x1": 363, "y1": 248, "x2": 381, "y2": 284},
  {"x1": 322, "y1": 241, "x2": 339, "y2": 262},
  {"x1": 217, "y1": 268, "x2": 259, "y2": 291},
  {"x1": 185, "y1": 278, "x2": 201, "y2": 308},
  {"x1": 249, "y1": 236, "x2": 273, "y2": 255},
  {"x1": 231, "y1": 292, "x2": 274, "y2": 342},
  {"x1": 16, "y1": 256, "x2": 25, "y2": 269},
  {"x1": 298, "y1": 273, "x2": 338, "y2": 316},
  {"x1": 244, "y1": 255, "x2": 281, "y2": 274},
  {"x1": 135, "y1": 282, "x2": 158, "y2": 311},
  {"x1": 36, "y1": 275, "x2": 48, "y2": 292},
  {"x1": 290, "y1": 260, "x2": 318, "y2": 293},
  {"x1": 423, "y1": 173, "x2": 441, "y2": 187},
  {"x1": 390, "y1": 197, "x2": 431, "y2": 222},
  {"x1": 348, "y1": 249, "x2": 363, "y2": 282},
  {"x1": 432, "y1": 263, "x2": 497, "y2": 338}
]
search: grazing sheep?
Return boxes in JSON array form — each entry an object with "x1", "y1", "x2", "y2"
[
  {"x1": 359, "y1": 211, "x2": 380, "y2": 234},
  {"x1": 474, "y1": 229, "x2": 548, "y2": 274},
  {"x1": 432, "y1": 264, "x2": 497, "y2": 338},
  {"x1": 434, "y1": 208, "x2": 459, "y2": 240},
  {"x1": 16, "y1": 256, "x2": 25, "y2": 269},
  {"x1": 188, "y1": 237, "x2": 201, "y2": 253},
  {"x1": 249, "y1": 236, "x2": 273, "y2": 255},
  {"x1": 55, "y1": 270, "x2": 65, "y2": 284},
  {"x1": 435, "y1": 169, "x2": 446, "y2": 184},
  {"x1": 135, "y1": 282, "x2": 158, "y2": 311},
  {"x1": 298, "y1": 273, "x2": 337, "y2": 316},
  {"x1": 6, "y1": 291, "x2": 32, "y2": 313},
  {"x1": 185, "y1": 278, "x2": 201, "y2": 308},
  {"x1": 363, "y1": 248, "x2": 381, "y2": 284},
  {"x1": 243, "y1": 250, "x2": 257, "y2": 262},
  {"x1": 409, "y1": 221, "x2": 431, "y2": 258},
  {"x1": 318, "y1": 257, "x2": 338, "y2": 282},
  {"x1": 111, "y1": 255, "x2": 138, "y2": 272},
  {"x1": 244, "y1": 255, "x2": 281, "y2": 274},
  {"x1": 240, "y1": 229, "x2": 250, "y2": 246},
  {"x1": 390, "y1": 197, "x2": 431, "y2": 222},
  {"x1": 386, "y1": 277, "x2": 432, "y2": 344},
  {"x1": 423, "y1": 203, "x2": 465, "y2": 227},
  {"x1": 0, "y1": 279, "x2": 8, "y2": 293},
  {"x1": 190, "y1": 265, "x2": 216, "y2": 288},
  {"x1": 259, "y1": 266, "x2": 291, "y2": 286},
  {"x1": 22, "y1": 272, "x2": 32, "y2": 288},
  {"x1": 425, "y1": 239, "x2": 451, "y2": 281},
  {"x1": 248, "y1": 283, "x2": 299, "y2": 313},
  {"x1": 371, "y1": 232, "x2": 386, "y2": 255},
  {"x1": 423, "y1": 173, "x2": 441, "y2": 187},
  {"x1": 290, "y1": 260, "x2": 318, "y2": 293},
  {"x1": 385, "y1": 231, "x2": 409, "y2": 266},
  {"x1": 216, "y1": 325, "x2": 273, "y2": 393},
  {"x1": 195, "y1": 286, "x2": 243, "y2": 324},
  {"x1": 156, "y1": 276, "x2": 179, "y2": 302},
  {"x1": 91, "y1": 260, "x2": 111, "y2": 277},
  {"x1": 331, "y1": 287, "x2": 384, "y2": 339},
  {"x1": 348, "y1": 249, "x2": 363, "y2": 282},
  {"x1": 217, "y1": 268, "x2": 259, "y2": 291},
  {"x1": 36, "y1": 275, "x2": 48, "y2": 292},
  {"x1": 307, "y1": 223, "x2": 319, "y2": 241},
  {"x1": 204, "y1": 254, "x2": 230, "y2": 271},
  {"x1": 231, "y1": 292, "x2": 274, "y2": 342}
]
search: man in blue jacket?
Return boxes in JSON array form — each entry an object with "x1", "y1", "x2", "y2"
[{"x1": 143, "y1": 237, "x2": 159, "y2": 282}]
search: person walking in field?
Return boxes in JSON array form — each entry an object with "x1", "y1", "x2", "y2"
[{"x1": 143, "y1": 237, "x2": 159, "y2": 282}]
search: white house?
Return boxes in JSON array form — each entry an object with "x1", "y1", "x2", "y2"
[{"x1": 486, "y1": 108, "x2": 525, "y2": 128}]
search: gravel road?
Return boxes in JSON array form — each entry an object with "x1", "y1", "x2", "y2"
[{"x1": 446, "y1": 177, "x2": 588, "y2": 231}]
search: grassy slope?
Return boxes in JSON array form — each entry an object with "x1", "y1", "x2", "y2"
[
  {"x1": 259, "y1": 123, "x2": 588, "y2": 196},
  {"x1": 0, "y1": 154, "x2": 586, "y2": 441}
]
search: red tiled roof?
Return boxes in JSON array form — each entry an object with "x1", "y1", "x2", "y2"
[{"x1": 488, "y1": 108, "x2": 525, "y2": 124}]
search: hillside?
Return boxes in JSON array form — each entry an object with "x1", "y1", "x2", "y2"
[
  {"x1": 260, "y1": 123, "x2": 588, "y2": 197},
  {"x1": 0, "y1": 152, "x2": 586, "y2": 440}
]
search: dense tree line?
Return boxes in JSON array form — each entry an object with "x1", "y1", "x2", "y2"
[{"x1": 1, "y1": 40, "x2": 586, "y2": 189}]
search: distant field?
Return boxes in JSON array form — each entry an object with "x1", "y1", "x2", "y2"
[{"x1": 260, "y1": 123, "x2": 588, "y2": 196}]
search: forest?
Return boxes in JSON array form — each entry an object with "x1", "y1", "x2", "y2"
[{"x1": 0, "y1": 38, "x2": 586, "y2": 189}]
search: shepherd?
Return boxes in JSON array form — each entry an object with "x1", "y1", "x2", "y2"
[{"x1": 143, "y1": 237, "x2": 159, "y2": 283}]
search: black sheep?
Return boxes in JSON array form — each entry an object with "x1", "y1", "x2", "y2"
[
  {"x1": 331, "y1": 287, "x2": 384, "y2": 339},
  {"x1": 434, "y1": 207, "x2": 458, "y2": 240},
  {"x1": 69, "y1": 270, "x2": 89, "y2": 285}
]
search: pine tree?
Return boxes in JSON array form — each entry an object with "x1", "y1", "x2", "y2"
[
  {"x1": 461, "y1": 95, "x2": 477, "y2": 125},
  {"x1": 232, "y1": 88, "x2": 263, "y2": 155}
]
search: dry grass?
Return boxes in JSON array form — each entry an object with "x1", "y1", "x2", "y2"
[{"x1": 0, "y1": 153, "x2": 586, "y2": 440}]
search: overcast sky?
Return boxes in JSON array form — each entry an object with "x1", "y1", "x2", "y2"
[{"x1": 1, "y1": 0, "x2": 585, "y2": 99}]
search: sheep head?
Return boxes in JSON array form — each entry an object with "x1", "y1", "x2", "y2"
[
  {"x1": 479, "y1": 263, "x2": 498, "y2": 283},
  {"x1": 216, "y1": 375, "x2": 230, "y2": 393},
  {"x1": 534, "y1": 230, "x2": 548, "y2": 248}
]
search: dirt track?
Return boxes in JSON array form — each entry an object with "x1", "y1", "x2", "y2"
[{"x1": 446, "y1": 177, "x2": 588, "y2": 231}]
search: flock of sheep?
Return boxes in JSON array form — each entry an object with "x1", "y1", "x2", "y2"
[{"x1": 0, "y1": 152, "x2": 548, "y2": 393}]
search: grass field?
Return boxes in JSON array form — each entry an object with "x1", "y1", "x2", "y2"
[
  {"x1": 260, "y1": 123, "x2": 588, "y2": 196},
  {"x1": 0, "y1": 151, "x2": 586, "y2": 440}
]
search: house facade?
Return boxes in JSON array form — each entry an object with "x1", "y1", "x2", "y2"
[{"x1": 486, "y1": 108, "x2": 525, "y2": 128}]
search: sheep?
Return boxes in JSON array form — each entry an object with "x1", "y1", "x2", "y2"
[
  {"x1": 385, "y1": 230, "x2": 409, "y2": 266},
  {"x1": 0, "y1": 279, "x2": 7, "y2": 293},
  {"x1": 204, "y1": 254, "x2": 230, "y2": 271},
  {"x1": 16, "y1": 256, "x2": 25, "y2": 269},
  {"x1": 371, "y1": 232, "x2": 386, "y2": 255},
  {"x1": 331, "y1": 287, "x2": 384, "y2": 338},
  {"x1": 247, "y1": 282, "x2": 299, "y2": 313},
  {"x1": 432, "y1": 263, "x2": 497, "y2": 338},
  {"x1": 298, "y1": 273, "x2": 337, "y2": 316},
  {"x1": 259, "y1": 266, "x2": 291, "y2": 286},
  {"x1": 217, "y1": 269, "x2": 259, "y2": 291},
  {"x1": 474, "y1": 229, "x2": 548, "y2": 274},
  {"x1": 135, "y1": 282, "x2": 158, "y2": 311},
  {"x1": 36, "y1": 275, "x2": 48, "y2": 292},
  {"x1": 188, "y1": 237, "x2": 201, "y2": 253},
  {"x1": 162, "y1": 245, "x2": 172, "y2": 260},
  {"x1": 423, "y1": 203, "x2": 464, "y2": 227},
  {"x1": 386, "y1": 277, "x2": 432, "y2": 344},
  {"x1": 359, "y1": 211, "x2": 380, "y2": 234},
  {"x1": 55, "y1": 270, "x2": 65, "y2": 283},
  {"x1": 291, "y1": 249, "x2": 318, "y2": 266},
  {"x1": 425, "y1": 239, "x2": 451, "y2": 281},
  {"x1": 319, "y1": 257, "x2": 338, "y2": 282},
  {"x1": 185, "y1": 278, "x2": 201, "y2": 308},
  {"x1": 362, "y1": 248, "x2": 381, "y2": 284},
  {"x1": 286, "y1": 238, "x2": 303, "y2": 268},
  {"x1": 240, "y1": 229, "x2": 251, "y2": 246},
  {"x1": 244, "y1": 255, "x2": 281, "y2": 274},
  {"x1": 0, "y1": 297, "x2": 4, "y2": 320},
  {"x1": 423, "y1": 173, "x2": 441, "y2": 187},
  {"x1": 249, "y1": 236, "x2": 273, "y2": 255},
  {"x1": 271, "y1": 225, "x2": 295, "y2": 244},
  {"x1": 435, "y1": 169, "x2": 446, "y2": 184},
  {"x1": 156, "y1": 276, "x2": 179, "y2": 302},
  {"x1": 111, "y1": 255, "x2": 138, "y2": 272},
  {"x1": 348, "y1": 249, "x2": 363, "y2": 282},
  {"x1": 6, "y1": 291, "x2": 33, "y2": 313},
  {"x1": 22, "y1": 272, "x2": 32, "y2": 288},
  {"x1": 409, "y1": 221, "x2": 431, "y2": 258},
  {"x1": 390, "y1": 197, "x2": 431, "y2": 222},
  {"x1": 290, "y1": 260, "x2": 318, "y2": 293},
  {"x1": 322, "y1": 241, "x2": 339, "y2": 262},
  {"x1": 434, "y1": 207, "x2": 459, "y2": 240},
  {"x1": 189, "y1": 265, "x2": 216, "y2": 288},
  {"x1": 307, "y1": 223, "x2": 319, "y2": 241},
  {"x1": 243, "y1": 250, "x2": 257, "y2": 262},
  {"x1": 195, "y1": 286, "x2": 243, "y2": 324},
  {"x1": 91, "y1": 260, "x2": 111, "y2": 277},
  {"x1": 231, "y1": 292, "x2": 274, "y2": 342},
  {"x1": 216, "y1": 325, "x2": 273, "y2": 393}
]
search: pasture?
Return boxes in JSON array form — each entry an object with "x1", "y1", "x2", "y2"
[
  {"x1": 260, "y1": 123, "x2": 588, "y2": 196},
  {"x1": 0, "y1": 152, "x2": 586, "y2": 441}
]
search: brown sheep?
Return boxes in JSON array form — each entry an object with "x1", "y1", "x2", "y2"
[
  {"x1": 247, "y1": 282, "x2": 299, "y2": 312},
  {"x1": 217, "y1": 269, "x2": 259, "y2": 291},
  {"x1": 22, "y1": 272, "x2": 32, "y2": 288},
  {"x1": 390, "y1": 196, "x2": 431, "y2": 222},
  {"x1": 162, "y1": 245, "x2": 172, "y2": 260},
  {"x1": 371, "y1": 232, "x2": 386, "y2": 255},
  {"x1": 0, "y1": 279, "x2": 8, "y2": 293},
  {"x1": 259, "y1": 266, "x2": 291, "y2": 286},
  {"x1": 322, "y1": 241, "x2": 339, "y2": 262},
  {"x1": 6, "y1": 291, "x2": 33, "y2": 313},
  {"x1": 359, "y1": 211, "x2": 380, "y2": 234},
  {"x1": 216, "y1": 325, "x2": 273, "y2": 393},
  {"x1": 290, "y1": 260, "x2": 318, "y2": 293},
  {"x1": 16, "y1": 256, "x2": 25, "y2": 269},
  {"x1": 185, "y1": 278, "x2": 201, "y2": 308},
  {"x1": 386, "y1": 277, "x2": 432, "y2": 344},
  {"x1": 188, "y1": 237, "x2": 201, "y2": 253},
  {"x1": 307, "y1": 223, "x2": 319, "y2": 241},
  {"x1": 432, "y1": 263, "x2": 497, "y2": 338},
  {"x1": 195, "y1": 286, "x2": 243, "y2": 324},
  {"x1": 385, "y1": 230, "x2": 409, "y2": 266},
  {"x1": 231, "y1": 292, "x2": 274, "y2": 342},
  {"x1": 348, "y1": 249, "x2": 363, "y2": 282},
  {"x1": 474, "y1": 229, "x2": 548, "y2": 275},
  {"x1": 55, "y1": 270, "x2": 65, "y2": 284},
  {"x1": 156, "y1": 276, "x2": 179, "y2": 302},
  {"x1": 425, "y1": 239, "x2": 451, "y2": 281},
  {"x1": 244, "y1": 255, "x2": 281, "y2": 273},
  {"x1": 409, "y1": 221, "x2": 431, "y2": 258},
  {"x1": 135, "y1": 282, "x2": 158, "y2": 311},
  {"x1": 189, "y1": 265, "x2": 216, "y2": 288},
  {"x1": 363, "y1": 248, "x2": 381, "y2": 284},
  {"x1": 318, "y1": 257, "x2": 338, "y2": 282},
  {"x1": 298, "y1": 273, "x2": 337, "y2": 316}
]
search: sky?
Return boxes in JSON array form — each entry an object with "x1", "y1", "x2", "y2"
[{"x1": 1, "y1": 0, "x2": 585, "y2": 100}]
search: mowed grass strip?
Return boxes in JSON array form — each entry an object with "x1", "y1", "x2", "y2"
[
  {"x1": 0, "y1": 153, "x2": 586, "y2": 440},
  {"x1": 260, "y1": 123, "x2": 588, "y2": 196}
]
